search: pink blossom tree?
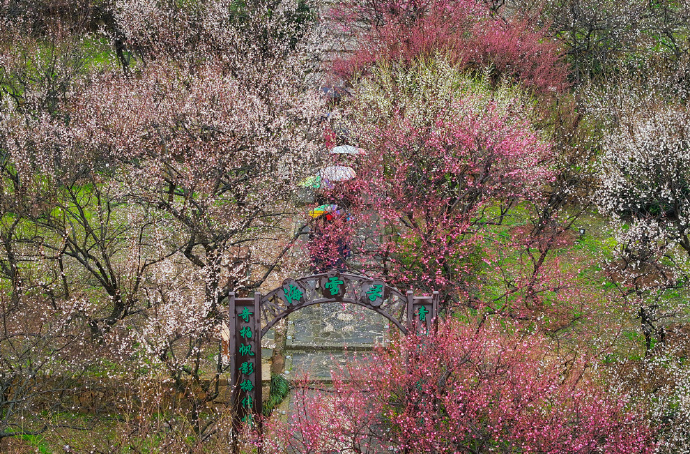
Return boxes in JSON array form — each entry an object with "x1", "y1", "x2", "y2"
[
  {"x1": 336, "y1": 58, "x2": 554, "y2": 314},
  {"x1": 329, "y1": 0, "x2": 568, "y2": 94},
  {"x1": 258, "y1": 319, "x2": 655, "y2": 453}
]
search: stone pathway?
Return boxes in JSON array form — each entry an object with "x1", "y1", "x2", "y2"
[
  {"x1": 284, "y1": 302, "x2": 389, "y2": 380},
  {"x1": 259, "y1": 300, "x2": 392, "y2": 435}
]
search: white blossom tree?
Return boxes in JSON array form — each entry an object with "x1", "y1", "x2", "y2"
[
  {"x1": 598, "y1": 105, "x2": 690, "y2": 249},
  {"x1": 0, "y1": 0, "x2": 327, "y2": 443},
  {"x1": 597, "y1": 102, "x2": 690, "y2": 352}
]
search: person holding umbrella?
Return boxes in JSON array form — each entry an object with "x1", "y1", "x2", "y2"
[{"x1": 307, "y1": 204, "x2": 351, "y2": 273}]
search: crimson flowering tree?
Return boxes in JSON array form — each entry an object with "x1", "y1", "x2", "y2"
[
  {"x1": 337, "y1": 58, "x2": 553, "y2": 312},
  {"x1": 307, "y1": 212, "x2": 354, "y2": 272},
  {"x1": 329, "y1": 0, "x2": 568, "y2": 94},
  {"x1": 324, "y1": 0, "x2": 608, "y2": 336},
  {"x1": 259, "y1": 319, "x2": 655, "y2": 453},
  {"x1": 258, "y1": 378, "x2": 388, "y2": 454}
]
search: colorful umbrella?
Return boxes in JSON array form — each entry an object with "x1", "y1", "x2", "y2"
[{"x1": 309, "y1": 204, "x2": 342, "y2": 219}]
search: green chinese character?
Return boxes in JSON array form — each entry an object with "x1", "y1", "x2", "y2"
[
  {"x1": 239, "y1": 361, "x2": 254, "y2": 375},
  {"x1": 239, "y1": 307, "x2": 253, "y2": 322},
  {"x1": 241, "y1": 414, "x2": 254, "y2": 425},
  {"x1": 284, "y1": 284, "x2": 303, "y2": 305},
  {"x1": 238, "y1": 344, "x2": 254, "y2": 356},
  {"x1": 241, "y1": 395, "x2": 253, "y2": 408},
  {"x1": 366, "y1": 284, "x2": 383, "y2": 302},
  {"x1": 418, "y1": 306, "x2": 429, "y2": 322},
  {"x1": 240, "y1": 379, "x2": 254, "y2": 392},
  {"x1": 240, "y1": 326, "x2": 252, "y2": 339},
  {"x1": 324, "y1": 277, "x2": 344, "y2": 296}
]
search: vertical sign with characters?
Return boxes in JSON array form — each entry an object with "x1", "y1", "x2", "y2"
[{"x1": 229, "y1": 292, "x2": 262, "y2": 427}]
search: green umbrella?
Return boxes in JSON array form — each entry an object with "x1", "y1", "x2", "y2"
[{"x1": 298, "y1": 175, "x2": 322, "y2": 189}]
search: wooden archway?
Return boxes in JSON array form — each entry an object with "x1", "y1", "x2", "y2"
[{"x1": 227, "y1": 270, "x2": 438, "y2": 429}]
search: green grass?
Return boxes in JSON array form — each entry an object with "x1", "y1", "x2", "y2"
[
  {"x1": 18, "y1": 434, "x2": 52, "y2": 454},
  {"x1": 81, "y1": 36, "x2": 121, "y2": 71}
]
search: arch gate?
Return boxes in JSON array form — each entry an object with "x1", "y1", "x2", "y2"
[{"x1": 228, "y1": 270, "x2": 438, "y2": 424}]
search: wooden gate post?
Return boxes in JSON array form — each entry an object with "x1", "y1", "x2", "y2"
[{"x1": 406, "y1": 290, "x2": 439, "y2": 334}]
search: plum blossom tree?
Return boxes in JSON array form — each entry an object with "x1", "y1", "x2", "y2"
[
  {"x1": 624, "y1": 345, "x2": 690, "y2": 454},
  {"x1": 112, "y1": 0, "x2": 318, "y2": 69},
  {"x1": 0, "y1": 0, "x2": 327, "y2": 443},
  {"x1": 71, "y1": 0, "x2": 325, "y2": 438},
  {"x1": 74, "y1": 58, "x2": 324, "y2": 308},
  {"x1": 597, "y1": 101, "x2": 690, "y2": 352},
  {"x1": 330, "y1": 0, "x2": 568, "y2": 94},
  {"x1": 0, "y1": 293, "x2": 98, "y2": 442},
  {"x1": 1, "y1": 0, "x2": 326, "y2": 326},
  {"x1": 598, "y1": 104, "x2": 690, "y2": 253},
  {"x1": 337, "y1": 58, "x2": 554, "y2": 313},
  {"x1": 258, "y1": 319, "x2": 655, "y2": 453},
  {"x1": 105, "y1": 0, "x2": 327, "y2": 298},
  {"x1": 502, "y1": 0, "x2": 690, "y2": 86}
]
